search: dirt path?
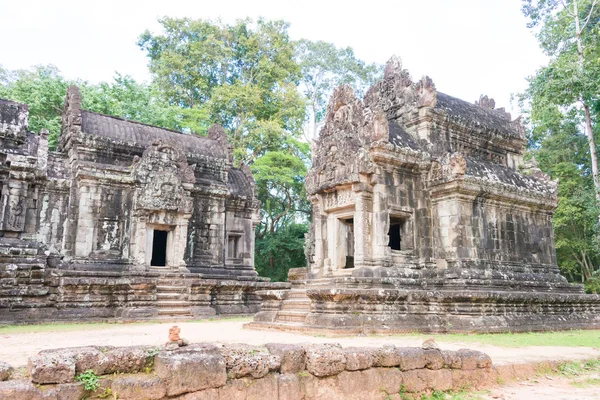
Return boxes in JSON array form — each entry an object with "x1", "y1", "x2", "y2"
[
  {"x1": 482, "y1": 372, "x2": 600, "y2": 400},
  {"x1": 1, "y1": 318, "x2": 598, "y2": 369}
]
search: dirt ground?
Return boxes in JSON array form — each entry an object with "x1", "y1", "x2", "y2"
[
  {"x1": 481, "y1": 371, "x2": 600, "y2": 400},
  {"x1": 1, "y1": 319, "x2": 599, "y2": 399}
]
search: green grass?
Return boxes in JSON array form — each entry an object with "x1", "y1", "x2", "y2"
[
  {"x1": 390, "y1": 330, "x2": 600, "y2": 348},
  {"x1": 0, "y1": 316, "x2": 252, "y2": 334}
]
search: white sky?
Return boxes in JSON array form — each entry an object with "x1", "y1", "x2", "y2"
[{"x1": 1, "y1": 0, "x2": 546, "y2": 116}]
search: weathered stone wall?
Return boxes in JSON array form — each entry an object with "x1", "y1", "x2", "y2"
[
  {"x1": 0, "y1": 342, "x2": 498, "y2": 399},
  {"x1": 0, "y1": 89, "x2": 274, "y2": 323}
]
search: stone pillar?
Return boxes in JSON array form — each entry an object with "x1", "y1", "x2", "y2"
[
  {"x1": 371, "y1": 187, "x2": 389, "y2": 264},
  {"x1": 310, "y1": 196, "x2": 325, "y2": 276},
  {"x1": 353, "y1": 186, "x2": 373, "y2": 268}
]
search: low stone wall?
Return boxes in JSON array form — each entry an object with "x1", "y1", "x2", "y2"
[{"x1": 0, "y1": 341, "x2": 503, "y2": 399}]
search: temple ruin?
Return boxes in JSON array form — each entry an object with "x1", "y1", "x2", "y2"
[
  {"x1": 250, "y1": 57, "x2": 600, "y2": 333},
  {"x1": 0, "y1": 86, "x2": 285, "y2": 323}
]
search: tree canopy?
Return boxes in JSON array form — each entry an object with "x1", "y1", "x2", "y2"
[{"x1": 520, "y1": 0, "x2": 600, "y2": 292}]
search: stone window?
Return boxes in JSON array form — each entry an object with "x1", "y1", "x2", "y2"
[
  {"x1": 388, "y1": 216, "x2": 412, "y2": 251},
  {"x1": 150, "y1": 230, "x2": 168, "y2": 267},
  {"x1": 227, "y1": 235, "x2": 241, "y2": 260}
]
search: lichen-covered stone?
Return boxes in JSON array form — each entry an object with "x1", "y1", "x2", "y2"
[
  {"x1": 0, "y1": 380, "x2": 50, "y2": 400},
  {"x1": 111, "y1": 374, "x2": 166, "y2": 400},
  {"x1": 304, "y1": 344, "x2": 346, "y2": 377},
  {"x1": 220, "y1": 344, "x2": 280, "y2": 379},
  {"x1": 343, "y1": 347, "x2": 374, "y2": 371},
  {"x1": 154, "y1": 344, "x2": 226, "y2": 396},
  {"x1": 0, "y1": 361, "x2": 13, "y2": 381},
  {"x1": 28, "y1": 351, "x2": 76, "y2": 384},
  {"x1": 265, "y1": 343, "x2": 305, "y2": 373}
]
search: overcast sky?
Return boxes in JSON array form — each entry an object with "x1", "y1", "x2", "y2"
[{"x1": 1, "y1": 0, "x2": 545, "y2": 116}]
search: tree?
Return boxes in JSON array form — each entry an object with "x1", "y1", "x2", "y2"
[
  {"x1": 138, "y1": 17, "x2": 307, "y2": 165},
  {"x1": 295, "y1": 40, "x2": 382, "y2": 140},
  {"x1": 522, "y1": 0, "x2": 600, "y2": 203}
]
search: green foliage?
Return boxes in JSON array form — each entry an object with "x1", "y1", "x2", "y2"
[
  {"x1": 138, "y1": 17, "x2": 306, "y2": 165},
  {"x1": 584, "y1": 270, "x2": 600, "y2": 293},
  {"x1": 520, "y1": 0, "x2": 600, "y2": 283},
  {"x1": 0, "y1": 65, "x2": 180, "y2": 149},
  {"x1": 75, "y1": 369, "x2": 100, "y2": 392},
  {"x1": 295, "y1": 39, "x2": 382, "y2": 138},
  {"x1": 255, "y1": 223, "x2": 309, "y2": 282}
]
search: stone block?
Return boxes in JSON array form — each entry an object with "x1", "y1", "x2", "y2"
[
  {"x1": 304, "y1": 343, "x2": 346, "y2": 377},
  {"x1": 221, "y1": 343, "x2": 280, "y2": 379},
  {"x1": 246, "y1": 374, "x2": 278, "y2": 400},
  {"x1": 441, "y1": 350, "x2": 462, "y2": 369},
  {"x1": 154, "y1": 343, "x2": 226, "y2": 396},
  {"x1": 28, "y1": 350, "x2": 76, "y2": 384},
  {"x1": 216, "y1": 379, "x2": 247, "y2": 400},
  {"x1": 277, "y1": 374, "x2": 304, "y2": 400},
  {"x1": 343, "y1": 347, "x2": 374, "y2": 371},
  {"x1": 0, "y1": 380, "x2": 50, "y2": 400},
  {"x1": 111, "y1": 374, "x2": 166, "y2": 400},
  {"x1": 423, "y1": 349, "x2": 444, "y2": 369},
  {"x1": 265, "y1": 343, "x2": 305, "y2": 373},
  {"x1": 53, "y1": 382, "x2": 86, "y2": 400},
  {"x1": 456, "y1": 349, "x2": 491, "y2": 370},
  {"x1": 103, "y1": 345, "x2": 155, "y2": 374},
  {"x1": 377, "y1": 367, "x2": 403, "y2": 394},
  {"x1": 0, "y1": 361, "x2": 13, "y2": 381}
]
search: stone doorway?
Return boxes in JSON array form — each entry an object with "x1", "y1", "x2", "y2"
[
  {"x1": 341, "y1": 218, "x2": 354, "y2": 269},
  {"x1": 150, "y1": 230, "x2": 168, "y2": 267}
]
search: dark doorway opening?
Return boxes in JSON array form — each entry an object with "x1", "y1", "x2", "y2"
[
  {"x1": 388, "y1": 221, "x2": 402, "y2": 251},
  {"x1": 151, "y1": 230, "x2": 168, "y2": 267},
  {"x1": 342, "y1": 218, "x2": 354, "y2": 269}
]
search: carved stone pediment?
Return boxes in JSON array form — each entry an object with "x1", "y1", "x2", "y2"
[{"x1": 132, "y1": 141, "x2": 194, "y2": 213}]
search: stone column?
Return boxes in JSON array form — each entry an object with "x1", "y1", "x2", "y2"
[
  {"x1": 370, "y1": 187, "x2": 389, "y2": 264},
  {"x1": 310, "y1": 196, "x2": 325, "y2": 275},
  {"x1": 352, "y1": 186, "x2": 373, "y2": 268}
]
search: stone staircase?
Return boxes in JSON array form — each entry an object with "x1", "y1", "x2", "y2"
[
  {"x1": 273, "y1": 289, "x2": 311, "y2": 324},
  {"x1": 155, "y1": 277, "x2": 192, "y2": 317}
]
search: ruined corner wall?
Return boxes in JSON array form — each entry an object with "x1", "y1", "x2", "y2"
[{"x1": 0, "y1": 342, "x2": 500, "y2": 400}]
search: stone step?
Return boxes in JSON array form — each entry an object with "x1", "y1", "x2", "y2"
[
  {"x1": 156, "y1": 300, "x2": 190, "y2": 308},
  {"x1": 156, "y1": 285, "x2": 188, "y2": 293},
  {"x1": 281, "y1": 299, "x2": 311, "y2": 311},
  {"x1": 287, "y1": 290, "x2": 309, "y2": 299},
  {"x1": 275, "y1": 310, "x2": 309, "y2": 323},
  {"x1": 156, "y1": 292, "x2": 186, "y2": 300},
  {"x1": 157, "y1": 308, "x2": 192, "y2": 316}
]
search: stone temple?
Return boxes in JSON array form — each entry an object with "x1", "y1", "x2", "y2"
[
  {"x1": 250, "y1": 57, "x2": 600, "y2": 333},
  {"x1": 0, "y1": 86, "x2": 285, "y2": 323}
]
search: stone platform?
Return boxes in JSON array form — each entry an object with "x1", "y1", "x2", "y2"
[
  {"x1": 0, "y1": 249, "x2": 289, "y2": 324},
  {"x1": 247, "y1": 279, "x2": 600, "y2": 334}
]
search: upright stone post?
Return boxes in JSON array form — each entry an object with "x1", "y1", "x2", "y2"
[{"x1": 352, "y1": 185, "x2": 373, "y2": 269}]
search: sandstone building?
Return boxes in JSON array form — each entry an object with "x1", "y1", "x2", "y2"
[
  {"x1": 0, "y1": 87, "x2": 284, "y2": 322},
  {"x1": 251, "y1": 57, "x2": 600, "y2": 333}
]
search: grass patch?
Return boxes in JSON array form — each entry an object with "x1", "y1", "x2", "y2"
[
  {"x1": 390, "y1": 330, "x2": 600, "y2": 348},
  {"x1": 0, "y1": 316, "x2": 252, "y2": 334},
  {"x1": 571, "y1": 377, "x2": 600, "y2": 388}
]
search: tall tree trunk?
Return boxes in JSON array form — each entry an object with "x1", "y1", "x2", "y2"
[{"x1": 574, "y1": 1, "x2": 600, "y2": 207}]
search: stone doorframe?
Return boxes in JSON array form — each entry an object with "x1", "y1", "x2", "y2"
[
  {"x1": 130, "y1": 210, "x2": 191, "y2": 272},
  {"x1": 325, "y1": 208, "x2": 356, "y2": 276}
]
